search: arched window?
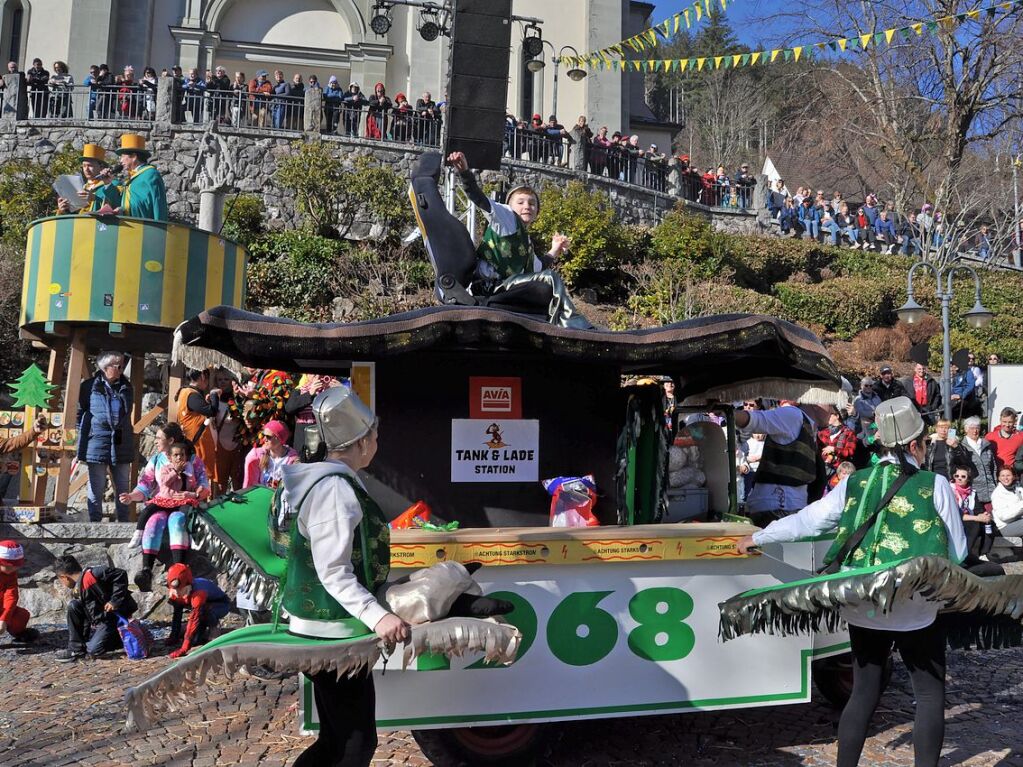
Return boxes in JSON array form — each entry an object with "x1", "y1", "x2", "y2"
[{"x1": 2, "y1": 1, "x2": 25, "y2": 66}]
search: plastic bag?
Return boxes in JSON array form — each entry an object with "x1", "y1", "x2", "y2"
[
  {"x1": 543, "y1": 475, "x2": 599, "y2": 528},
  {"x1": 390, "y1": 501, "x2": 461, "y2": 532},
  {"x1": 117, "y1": 614, "x2": 154, "y2": 660}
]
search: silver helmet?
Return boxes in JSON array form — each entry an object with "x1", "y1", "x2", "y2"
[
  {"x1": 874, "y1": 396, "x2": 925, "y2": 448},
  {"x1": 312, "y1": 386, "x2": 376, "y2": 451}
]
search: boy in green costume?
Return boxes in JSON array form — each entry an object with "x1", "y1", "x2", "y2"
[
  {"x1": 447, "y1": 151, "x2": 590, "y2": 329},
  {"x1": 281, "y1": 386, "x2": 408, "y2": 766},
  {"x1": 734, "y1": 397, "x2": 967, "y2": 767}
]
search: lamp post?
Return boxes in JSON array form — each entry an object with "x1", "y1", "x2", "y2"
[
  {"x1": 524, "y1": 42, "x2": 587, "y2": 119},
  {"x1": 897, "y1": 262, "x2": 994, "y2": 421}
]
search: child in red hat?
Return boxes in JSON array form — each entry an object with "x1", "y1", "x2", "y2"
[
  {"x1": 0, "y1": 540, "x2": 38, "y2": 643},
  {"x1": 165, "y1": 563, "x2": 230, "y2": 659}
]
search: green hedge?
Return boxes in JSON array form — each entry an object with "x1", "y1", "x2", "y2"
[{"x1": 775, "y1": 276, "x2": 899, "y2": 340}]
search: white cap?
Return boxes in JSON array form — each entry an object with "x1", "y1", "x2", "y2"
[
  {"x1": 874, "y1": 396, "x2": 925, "y2": 448},
  {"x1": 312, "y1": 386, "x2": 376, "y2": 451}
]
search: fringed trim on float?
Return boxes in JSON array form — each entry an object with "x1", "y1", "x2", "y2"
[
  {"x1": 719, "y1": 555, "x2": 1023, "y2": 645},
  {"x1": 125, "y1": 617, "x2": 521, "y2": 732},
  {"x1": 172, "y1": 325, "x2": 245, "y2": 377},
  {"x1": 683, "y1": 378, "x2": 848, "y2": 408},
  {"x1": 188, "y1": 511, "x2": 279, "y2": 610}
]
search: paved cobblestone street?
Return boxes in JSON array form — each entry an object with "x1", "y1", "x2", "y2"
[{"x1": 1, "y1": 620, "x2": 1021, "y2": 766}]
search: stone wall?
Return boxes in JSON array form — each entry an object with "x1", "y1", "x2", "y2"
[
  {"x1": 0, "y1": 119, "x2": 756, "y2": 234},
  {"x1": 0, "y1": 522, "x2": 220, "y2": 624}
]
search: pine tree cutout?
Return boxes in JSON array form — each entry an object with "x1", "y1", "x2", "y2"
[{"x1": 8, "y1": 364, "x2": 56, "y2": 409}]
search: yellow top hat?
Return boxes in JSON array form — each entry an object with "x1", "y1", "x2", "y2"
[
  {"x1": 114, "y1": 134, "x2": 151, "y2": 158},
  {"x1": 79, "y1": 143, "x2": 108, "y2": 165}
]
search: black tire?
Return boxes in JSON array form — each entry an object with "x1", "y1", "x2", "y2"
[
  {"x1": 813, "y1": 651, "x2": 893, "y2": 709},
  {"x1": 412, "y1": 723, "x2": 549, "y2": 766}
]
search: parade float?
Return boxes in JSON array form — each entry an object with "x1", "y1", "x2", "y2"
[
  {"x1": 16, "y1": 214, "x2": 247, "y2": 517},
  {"x1": 168, "y1": 301, "x2": 858, "y2": 765}
]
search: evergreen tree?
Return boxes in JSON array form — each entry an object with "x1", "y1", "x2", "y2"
[{"x1": 8, "y1": 364, "x2": 56, "y2": 409}]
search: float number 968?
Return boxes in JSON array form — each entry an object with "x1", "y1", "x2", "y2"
[{"x1": 419, "y1": 587, "x2": 696, "y2": 671}]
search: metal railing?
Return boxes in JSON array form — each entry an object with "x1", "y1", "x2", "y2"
[
  {"x1": 25, "y1": 84, "x2": 155, "y2": 122},
  {"x1": 10, "y1": 76, "x2": 760, "y2": 203}
]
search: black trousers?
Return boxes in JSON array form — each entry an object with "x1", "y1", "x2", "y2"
[
  {"x1": 67, "y1": 599, "x2": 123, "y2": 654},
  {"x1": 294, "y1": 669, "x2": 377, "y2": 767},
  {"x1": 838, "y1": 622, "x2": 946, "y2": 767}
]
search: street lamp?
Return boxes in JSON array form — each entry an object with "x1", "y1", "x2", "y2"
[
  {"x1": 897, "y1": 261, "x2": 994, "y2": 420},
  {"x1": 523, "y1": 42, "x2": 587, "y2": 120}
]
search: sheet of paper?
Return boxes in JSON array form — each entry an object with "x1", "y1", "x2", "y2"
[{"x1": 52, "y1": 174, "x2": 86, "y2": 210}]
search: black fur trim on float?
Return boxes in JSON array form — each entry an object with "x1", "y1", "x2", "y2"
[{"x1": 718, "y1": 556, "x2": 1023, "y2": 646}]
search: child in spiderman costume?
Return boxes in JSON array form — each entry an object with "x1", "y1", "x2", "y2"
[{"x1": 165, "y1": 564, "x2": 231, "y2": 659}]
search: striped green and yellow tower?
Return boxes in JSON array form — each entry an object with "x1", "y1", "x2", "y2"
[{"x1": 21, "y1": 215, "x2": 246, "y2": 349}]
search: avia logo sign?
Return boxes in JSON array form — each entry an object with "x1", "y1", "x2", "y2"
[
  {"x1": 481, "y1": 386, "x2": 513, "y2": 412},
  {"x1": 469, "y1": 377, "x2": 522, "y2": 419}
]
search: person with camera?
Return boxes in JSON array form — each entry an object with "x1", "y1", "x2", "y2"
[{"x1": 56, "y1": 143, "x2": 122, "y2": 215}]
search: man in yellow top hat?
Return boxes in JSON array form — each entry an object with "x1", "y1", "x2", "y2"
[
  {"x1": 56, "y1": 143, "x2": 122, "y2": 215},
  {"x1": 111, "y1": 134, "x2": 168, "y2": 221}
]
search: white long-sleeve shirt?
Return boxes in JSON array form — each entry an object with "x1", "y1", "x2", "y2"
[
  {"x1": 991, "y1": 483, "x2": 1023, "y2": 527},
  {"x1": 294, "y1": 460, "x2": 389, "y2": 634},
  {"x1": 742, "y1": 406, "x2": 812, "y2": 514},
  {"x1": 753, "y1": 456, "x2": 968, "y2": 631}
]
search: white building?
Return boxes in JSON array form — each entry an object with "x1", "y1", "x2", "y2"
[{"x1": 0, "y1": 0, "x2": 675, "y2": 147}]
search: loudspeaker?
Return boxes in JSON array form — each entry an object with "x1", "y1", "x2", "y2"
[{"x1": 444, "y1": 0, "x2": 512, "y2": 171}]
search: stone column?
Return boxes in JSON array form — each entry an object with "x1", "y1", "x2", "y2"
[
  {"x1": 155, "y1": 76, "x2": 176, "y2": 126},
  {"x1": 198, "y1": 190, "x2": 225, "y2": 233},
  {"x1": 667, "y1": 158, "x2": 681, "y2": 198},
  {"x1": 304, "y1": 88, "x2": 323, "y2": 134},
  {"x1": 1, "y1": 73, "x2": 27, "y2": 121}
]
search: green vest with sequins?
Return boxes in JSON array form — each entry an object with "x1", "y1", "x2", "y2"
[
  {"x1": 282, "y1": 473, "x2": 390, "y2": 635},
  {"x1": 477, "y1": 216, "x2": 535, "y2": 283},
  {"x1": 823, "y1": 462, "x2": 948, "y2": 569}
]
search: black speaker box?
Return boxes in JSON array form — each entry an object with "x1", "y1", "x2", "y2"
[{"x1": 444, "y1": 0, "x2": 513, "y2": 171}]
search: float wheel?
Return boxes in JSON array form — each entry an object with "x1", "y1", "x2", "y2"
[
  {"x1": 412, "y1": 723, "x2": 548, "y2": 766},
  {"x1": 813, "y1": 651, "x2": 893, "y2": 709}
]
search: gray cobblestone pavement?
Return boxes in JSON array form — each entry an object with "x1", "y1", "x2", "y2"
[{"x1": 1, "y1": 617, "x2": 1021, "y2": 766}]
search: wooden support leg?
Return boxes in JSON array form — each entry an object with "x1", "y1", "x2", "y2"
[
  {"x1": 54, "y1": 331, "x2": 88, "y2": 515},
  {"x1": 31, "y1": 345, "x2": 67, "y2": 507}
]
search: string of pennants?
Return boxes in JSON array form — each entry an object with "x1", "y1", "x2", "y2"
[
  {"x1": 570, "y1": 0, "x2": 734, "y2": 67},
  {"x1": 561, "y1": 0, "x2": 1023, "y2": 71}
]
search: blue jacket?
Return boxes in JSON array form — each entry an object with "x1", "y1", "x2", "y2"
[
  {"x1": 951, "y1": 369, "x2": 976, "y2": 399},
  {"x1": 874, "y1": 217, "x2": 897, "y2": 239},
  {"x1": 863, "y1": 204, "x2": 879, "y2": 225},
  {"x1": 77, "y1": 373, "x2": 134, "y2": 464},
  {"x1": 798, "y1": 204, "x2": 821, "y2": 225}
]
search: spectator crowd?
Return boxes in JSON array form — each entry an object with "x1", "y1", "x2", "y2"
[
  {"x1": 727, "y1": 350, "x2": 1019, "y2": 565},
  {"x1": 761, "y1": 180, "x2": 1004, "y2": 262}
]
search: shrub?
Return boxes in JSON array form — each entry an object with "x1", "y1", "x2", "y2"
[
  {"x1": 724, "y1": 235, "x2": 831, "y2": 291},
  {"x1": 0, "y1": 143, "x2": 79, "y2": 246},
  {"x1": 531, "y1": 181, "x2": 635, "y2": 286},
  {"x1": 274, "y1": 142, "x2": 412, "y2": 239},
  {"x1": 896, "y1": 315, "x2": 942, "y2": 345},
  {"x1": 221, "y1": 194, "x2": 266, "y2": 248},
  {"x1": 245, "y1": 231, "x2": 347, "y2": 320},
  {"x1": 647, "y1": 208, "x2": 729, "y2": 282},
  {"x1": 775, "y1": 276, "x2": 899, "y2": 340},
  {"x1": 853, "y1": 327, "x2": 911, "y2": 362}
]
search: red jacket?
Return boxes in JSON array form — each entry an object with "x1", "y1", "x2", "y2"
[{"x1": 985, "y1": 429, "x2": 1023, "y2": 470}]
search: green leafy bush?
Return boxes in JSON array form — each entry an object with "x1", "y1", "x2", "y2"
[
  {"x1": 723, "y1": 235, "x2": 831, "y2": 291},
  {"x1": 246, "y1": 231, "x2": 347, "y2": 320},
  {"x1": 775, "y1": 276, "x2": 899, "y2": 340},
  {"x1": 274, "y1": 141, "x2": 413, "y2": 239},
  {"x1": 531, "y1": 181, "x2": 635, "y2": 286},
  {"x1": 221, "y1": 194, "x2": 266, "y2": 248},
  {"x1": 0, "y1": 143, "x2": 79, "y2": 246}
]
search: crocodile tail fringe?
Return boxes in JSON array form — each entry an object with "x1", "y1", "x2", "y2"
[
  {"x1": 718, "y1": 556, "x2": 1023, "y2": 647},
  {"x1": 124, "y1": 618, "x2": 521, "y2": 733},
  {"x1": 188, "y1": 512, "x2": 278, "y2": 610}
]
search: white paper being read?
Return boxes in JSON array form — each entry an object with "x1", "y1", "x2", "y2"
[{"x1": 52, "y1": 174, "x2": 86, "y2": 210}]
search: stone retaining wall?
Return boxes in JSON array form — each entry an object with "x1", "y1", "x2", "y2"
[
  {"x1": 0, "y1": 120, "x2": 756, "y2": 234},
  {"x1": 0, "y1": 522, "x2": 219, "y2": 624}
]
